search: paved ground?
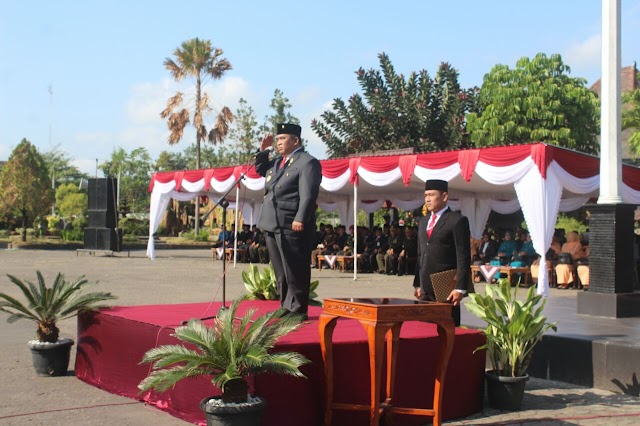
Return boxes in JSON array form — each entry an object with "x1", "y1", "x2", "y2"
[{"x1": 0, "y1": 248, "x2": 639, "y2": 425}]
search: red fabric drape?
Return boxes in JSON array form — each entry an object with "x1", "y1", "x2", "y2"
[
  {"x1": 623, "y1": 165, "x2": 640, "y2": 191},
  {"x1": 349, "y1": 158, "x2": 361, "y2": 185},
  {"x1": 477, "y1": 144, "x2": 533, "y2": 167},
  {"x1": 203, "y1": 169, "x2": 214, "y2": 191},
  {"x1": 529, "y1": 144, "x2": 553, "y2": 179},
  {"x1": 415, "y1": 151, "x2": 459, "y2": 169},
  {"x1": 320, "y1": 158, "x2": 350, "y2": 179},
  {"x1": 399, "y1": 155, "x2": 417, "y2": 186},
  {"x1": 552, "y1": 146, "x2": 599, "y2": 179},
  {"x1": 173, "y1": 171, "x2": 185, "y2": 191},
  {"x1": 149, "y1": 144, "x2": 640, "y2": 195},
  {"x1": 359, "y1": 156, "x2": 400, "y2": 173},
  {"x1": 458, "y1": 150, "x2": 480, "y2": 182},
  {"x1": 212, "y1": 166, "x2": 235, "y2": 181}
]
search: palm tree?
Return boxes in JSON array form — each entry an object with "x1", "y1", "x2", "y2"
[{"x1": 161, "y1": 38, "x2": 234, "y2": 233}]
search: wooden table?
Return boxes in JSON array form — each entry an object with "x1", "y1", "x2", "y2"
[
  {"x1": 470, "y1": 264, "x2": 530, "y2": 285},
  {"x1": 319, "y1": 298, "x2": 455, "y2": 426},
  {"x1": 335, "y1": 254, "x2": 361, "y2": 272}
]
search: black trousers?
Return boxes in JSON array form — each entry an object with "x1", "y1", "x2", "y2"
[{"x1": 265, "y1": 228, "x2": 314, "y2": 315}]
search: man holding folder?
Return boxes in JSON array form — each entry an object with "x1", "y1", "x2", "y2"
[{"x1": 414, "y1": 179, "x2": 473, "y2": 326}]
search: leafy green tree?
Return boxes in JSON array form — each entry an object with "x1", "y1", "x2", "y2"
[
  {"x1": 41, "y1": 145, "x2": 87, "y2": 215},
  {"x1": 161, "y1": 38, "x2": 235, "y2": 233},
  {"x1": 55, "y1": 183, "x2": 88, "y2": 220},
  {"x1": 100, "y1": 147, "x2": 153, "y2": 213},
  {"x1": 182, "y1": 143, "x2": 232, "y2": 168},
  {"x1": 228, "y1": 98, "x2": 260, "y2": 164},
  {"x1": 260, "y1": 89, "x2": 300, "y2": 135},
  {"x1": 622, "y1": 71, "x2": 640, "y2": 154},
  {"x1": 466, "y1": 53, "x2": 600, "y2": 154},
  {"x1": 0, "y1": 139, "x2": 53, "y2": 241},
  {"x1": 42, "y1": 145, "x2": 85, "y2": 184},
  {"x1": 312, "y1": 52, "x2": 478, "y2": 158},
  {"x1": 155, "y1": 151, "x2": 188, "y2": 172}
]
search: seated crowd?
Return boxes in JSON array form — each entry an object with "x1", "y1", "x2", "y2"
[
  {"x1": 309, "y1": 222, "x2": 418, "y2": 275},
  {"x1": 215, "y1": 219, "x2": 595, "y2": 290},
  {"x1": 472, "y1": 227, "x2": 591, "y2": 290}
]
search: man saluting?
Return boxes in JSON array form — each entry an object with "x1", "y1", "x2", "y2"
[{"x1": 256, "y1": 124, "x2": 322, "y2": 320}]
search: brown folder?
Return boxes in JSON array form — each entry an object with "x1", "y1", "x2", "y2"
[{"x1": 430, "y1": 269, "x2": 457, "y2": 303}]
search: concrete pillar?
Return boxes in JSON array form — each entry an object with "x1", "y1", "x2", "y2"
[
  {"x1": 578, "y1": 0, "x2": 640, "y2": 317},
  {"x1": 597, "y1": 0, "x2": 623, "y2": 204}
]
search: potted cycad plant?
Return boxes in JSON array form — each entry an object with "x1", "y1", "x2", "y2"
[
  {"x1": 465, "y1": 278, "x2": 557, "y2": 410},
  {"x1": 242, "y1": 262, "x2": 322, "y2": 306},
  {"x1": 138, "y1": 298, "x2": 310, "y2": 426},
  {"x1": 0, "y1": 271, "x2": 116, "y2": 376}
]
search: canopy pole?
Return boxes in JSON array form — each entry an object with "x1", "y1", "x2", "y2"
[
  {"x1": 353, "y1": 183, "x2": 358, "y2": 281},
  {"x1": 233, "y1": 186, "x2": 240, "y2": 267}
]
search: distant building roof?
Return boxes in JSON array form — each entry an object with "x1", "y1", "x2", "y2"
[{"x1": 589, "y1": 63, "x2": 638, "y2": 95}]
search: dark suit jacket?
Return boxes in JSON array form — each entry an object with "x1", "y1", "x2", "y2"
[
  {"x1": 414, "y1": 207, "x2": 473, "y2": 298},
  {"x1": 477, "y1": 239, "x2": 498, "y2": 262},
  {"x1": 256, "y1": 148, "x2": 322, "y2": 234}
]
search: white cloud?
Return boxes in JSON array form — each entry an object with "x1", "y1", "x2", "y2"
[
  {"x1": 0, "y1": 143, "x2": 10, "y2": 160},
  {"x1": 117, "y1": 125, "x2": 168, "y2": 157},
  {"x1": 294, "y1": 86, "x2": 323, "y2": 108},
  {"x1": 72, "y1": 157, "x2": 101, "y2": 177},
  {"x1": 563, "y1": 34, "x2": 601, "y2": 79},
  {"x1": 74, "y1": 131, "x2": 111, "y2": 145},
  {"x1": 298, "y1": 99, "x2": 333, "y2": 160},
  {"x1": 125, "y1": 81, "x2": 169, "y2": 125}
]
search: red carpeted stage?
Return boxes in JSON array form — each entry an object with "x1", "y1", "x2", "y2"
[{"x1": 75, "y1": 301, "x2": 485, "y2": 425}]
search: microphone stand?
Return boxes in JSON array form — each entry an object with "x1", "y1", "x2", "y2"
[{"x1": 182, "y1": 159, "x2": 260, "y2": 325}]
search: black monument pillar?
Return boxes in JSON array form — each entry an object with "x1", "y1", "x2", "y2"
[{"x1": 577, "y1": 204, "x2": 640, "y2": 317}]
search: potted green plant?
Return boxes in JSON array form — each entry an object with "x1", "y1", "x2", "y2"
[
  {"x1": 242, "y1": 262, "x2": 322, "y2": 306},
  {"x1": 138, "y1": 298, "x2": 310, "y2": 426},
  {"x1": 0, "y1": 271, "x2": 116, "y2": 376},
  {"x1": 465, "y1": 278, "x2": 557, "y2": 410}
]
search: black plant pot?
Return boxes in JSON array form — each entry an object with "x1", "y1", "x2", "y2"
[
  {"x1": 200, "y1": 396, "x2": 267, "y2": 426},
  {"x1": 28, "y1": 338, "x2": 74, "y2": 377},
  {"x1": 485, "y1": 370, "x2": 529, "y2": 411}
]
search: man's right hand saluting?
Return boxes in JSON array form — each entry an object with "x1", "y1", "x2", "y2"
[{"x1": 260, "y1": 134, "x2": 273, "y2": 152}]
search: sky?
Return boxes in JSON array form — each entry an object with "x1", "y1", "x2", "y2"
[{"x1": 1, "y1": 0, "x2": 639, "y2": 177}]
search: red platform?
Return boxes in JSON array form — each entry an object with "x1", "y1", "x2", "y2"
[{"x1": 75, "y1": 301, "x2": 485, "y2": 425}]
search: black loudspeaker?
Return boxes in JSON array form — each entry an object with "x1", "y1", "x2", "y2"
[
  {"x1": 88, "y1": 209, "x2": 117, "y2": 229},
  {"x1": 83, "y1": 228, "x2": 122, "y2": 251},
  {"x1": 88, "y1": 178, "x2": 117, "y2": 212}
]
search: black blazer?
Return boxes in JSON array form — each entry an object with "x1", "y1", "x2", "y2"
[
  {"x1": 414, "y1": 208, "x2": 473, "y2": 298},
  {"x1": 255, "y1": 148, "x2": 322, "y2": 233}
]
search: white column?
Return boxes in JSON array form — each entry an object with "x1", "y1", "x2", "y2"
[
  {"x1": 598, "y1": 0, "x2": 623, "y2": 204},
  {"x1": 353, "y1": 184, "x2": 358, "y2": 281},
  {"x1": 233, "y1": 186, "x2": 240, "y2": 266}
]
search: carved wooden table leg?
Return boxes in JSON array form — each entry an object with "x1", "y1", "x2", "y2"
[
  {"x1": 384, "y1": 323, "x2": 402, "y2": 426},
  {"x1": 319, "y1": 314, "x2": 339, "y2": 426},
  {"x1": 432, "y1": 319, "x2": 455, "y2": 426},
  {"x1": 361, "y1": 320, "x2": 393, "y2": 426}
]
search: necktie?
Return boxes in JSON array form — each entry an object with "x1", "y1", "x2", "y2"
[
  {"x1": 280, "y1": 156, "x2": 287, "y2": 169},
  {"x1": 427, "y1": 214, "x2": 437, "y2": 238}
]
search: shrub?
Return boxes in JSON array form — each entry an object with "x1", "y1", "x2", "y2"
[
  {"x1": 183, "y1": 229, "x2": 210, "y2": 242},
  {"x1": 61, "y1": 229, "x2": 84, "y2": 241},
  {"x1": 46, "y1": 215, "x2": 61, "y2": 231}
]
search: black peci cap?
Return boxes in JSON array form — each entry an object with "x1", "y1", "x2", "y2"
[
  {"x1": 425, "y1": 179, "x2": 448, "y2": 192},
  {"x1": 276, "y1": 123, "x2": 301, "y2": 138}
]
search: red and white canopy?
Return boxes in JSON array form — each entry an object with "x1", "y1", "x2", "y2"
[{"x1": 147, "y1": 143, "x2": 640, "y2": 295}]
